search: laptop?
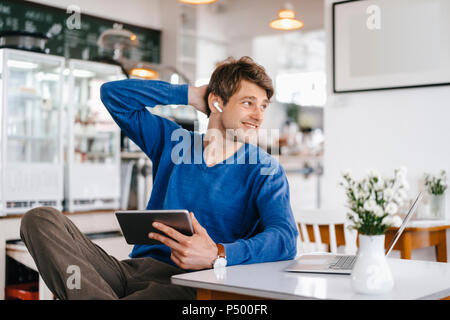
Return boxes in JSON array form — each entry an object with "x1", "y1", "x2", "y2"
[{"x1": 285, "y1": 192, "x2": 423, "y2": 275}]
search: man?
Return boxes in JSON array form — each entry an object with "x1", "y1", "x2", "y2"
[{"x1": 20, "y1": 56, "x2": 298, "y2": 300}]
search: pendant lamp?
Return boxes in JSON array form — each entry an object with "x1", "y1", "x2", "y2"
[{"x1": 270, "y1": 3, "x2": 304, "y2": 31}]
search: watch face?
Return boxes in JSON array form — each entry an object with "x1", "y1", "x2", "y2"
[{"x1": 214, "y1": 257, "x2": 227, "y2": 268}]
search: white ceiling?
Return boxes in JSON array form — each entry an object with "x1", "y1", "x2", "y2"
[{"x1": 215, "y1": 0, "x2": 324, "y2": 40}]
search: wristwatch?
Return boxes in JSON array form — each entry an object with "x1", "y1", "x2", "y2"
[{"x1": 213, "y1": 243, "x2": 227, "y2": 269}]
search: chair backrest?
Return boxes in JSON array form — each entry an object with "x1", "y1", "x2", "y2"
[{"x1": 293, "y1": 208, "x2": 357, "y2": 256}]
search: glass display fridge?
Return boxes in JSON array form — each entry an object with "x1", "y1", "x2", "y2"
[
  {"x1": 64, "y1": 59, "x2": 124, "y2": 212},
  {"x1": 0, "y1": 48, "x2": 65, "y2": 215}
]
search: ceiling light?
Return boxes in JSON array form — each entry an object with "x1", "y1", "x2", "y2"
[
  {"x1": 73, "y1": 69, "x2": 95, "y2": 78},
  {"x1": 7, "y1": 60, "x2": 38, "y2": 69},
  {"x1": 130, "y1": 68, "x2": 159, "y2": 80},
  {"x1": 270, "y1": 3, "x2": 304, "y2": 31},
  {"x1": 179, "y1": 0, "x2": 217, "y2": 4}
]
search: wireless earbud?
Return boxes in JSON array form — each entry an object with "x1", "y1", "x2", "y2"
[{"x1": 213, "y1": 101, "x2": 223, "y2": 113}]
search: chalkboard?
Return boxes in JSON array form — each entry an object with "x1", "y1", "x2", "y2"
[{"x1": 0, "y1": 0, "x2": 160, "y2": 63}]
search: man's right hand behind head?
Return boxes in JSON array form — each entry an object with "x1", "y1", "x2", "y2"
[{"x1": 188, "y1": 85, "x2": 208, "y2": 115}]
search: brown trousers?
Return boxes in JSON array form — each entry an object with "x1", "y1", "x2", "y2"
[{"x1": 19, "y1": 207, "x2": 196, "y2": 300}]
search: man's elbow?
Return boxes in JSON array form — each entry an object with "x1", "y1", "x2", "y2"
[
  {"x1": 286, "y1": 236, "x2": 297, "y2": 259},
  {"x1": 285, "y1": 227, "x2": 298, "y2": 259},
  {"x1": 100, "y1": 81, "x2": 114, "y2": 104},
  {"x1": 278, "y1": 231, "x2": 297, "y2": 260}
]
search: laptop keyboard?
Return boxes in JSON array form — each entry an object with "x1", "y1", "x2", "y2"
[{"x1": 328, "y1": 255, "x2": 357, "y2": 270}]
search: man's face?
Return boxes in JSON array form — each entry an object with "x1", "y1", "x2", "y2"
[{"x1": 219, "y1": 80, "x2": 269, "y2": 143}]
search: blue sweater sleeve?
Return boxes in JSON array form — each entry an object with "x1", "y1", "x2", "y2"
[
  {"x1": 100, "y1": 79, "x2": 188, "y2": 163},
  {"x1": 222, "y1": 165, "x2": 299, "y2": 266}
]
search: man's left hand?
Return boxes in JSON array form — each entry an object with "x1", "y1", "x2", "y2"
[{"x1": 148, "y1": 212, "x2": 218, "y2": 270}]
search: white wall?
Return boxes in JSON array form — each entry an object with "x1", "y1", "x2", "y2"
[
  {"x1": 323, "y1": 0, "x2": 450, "y2": 260},
  {"x1": 195, "y1": 5, "x2": 229, "y2": 82},
  {"x1": 251, "y1": 35, "x2": 288, "y2": 132},
  {"x1": 225, "y1": 0, "x2": 324, "y2": 41},
  {"x1": 27, "y1": 0, "x2": 161, "y2": 30},
  {"x1": 226, "y1": 0, "x2": 324, "y2": 69}
]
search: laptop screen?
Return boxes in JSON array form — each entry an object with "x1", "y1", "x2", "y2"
[{"x1": 385, "y1": 192, "x2": 423, "y2": 256}]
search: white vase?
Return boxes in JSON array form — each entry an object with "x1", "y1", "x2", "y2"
[
  {"x1": 351, "y1": 234, "x2": 394, "y2": 295},
  {"x1": 429, "y1": 194, "x2": 446, "y2": 220}
]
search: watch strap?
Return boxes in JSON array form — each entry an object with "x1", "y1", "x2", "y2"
[{"x1": 216, "y1": 243, "x2": 226, "y2": 258}]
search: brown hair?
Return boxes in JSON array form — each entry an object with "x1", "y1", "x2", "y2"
[{"x1": 204, "y1": 56, "x2": 274, "y2": 117}]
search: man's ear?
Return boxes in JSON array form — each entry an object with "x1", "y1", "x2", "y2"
[{"x1": 207, "y1": 93, "x2": 224, "y2": 114}]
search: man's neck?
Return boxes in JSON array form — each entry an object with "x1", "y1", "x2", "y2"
[{"x1": 203, "y1": 120, "x2": 243, "y2": 167}]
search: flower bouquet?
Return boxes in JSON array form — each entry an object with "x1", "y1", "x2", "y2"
[
  {"x1": 423, "y1": 170, "x2": 447, "y2": 219},
  {"x1": 339, "y1": 167, "x2": 410, "y2": 295},
  {"x1": 340, "y1": 167, "x2": 409, "y2": 235},
  {"x1": 424, "y1": 170, "x2": 447, "y2": 196}
]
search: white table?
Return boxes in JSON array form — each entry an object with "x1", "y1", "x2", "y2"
[{"x1": 171, "y1": 258, "x2": 450, "y2": 300}]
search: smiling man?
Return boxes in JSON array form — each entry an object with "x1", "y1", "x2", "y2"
[{"x1": 20, "y1": 56, "x2": 298, "y2": 300}]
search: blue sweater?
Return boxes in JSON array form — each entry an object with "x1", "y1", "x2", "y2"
[{"x1": 100, "y1": 79, "x2": 298, "y2": 267}]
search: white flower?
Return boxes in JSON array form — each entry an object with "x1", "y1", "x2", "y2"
[
  {"x1": 367, "y1": 169, "x2": 380, "y2": 178},
  {"x1": 392, "y1": 215, "x2": 403, "y2": 227},
  {"x1": 364, "y1": 199, "x2": 377, "y2": 212},
  {"x1": 383, "y1": 215, "x2": 393, "y2": 225},
  {"x1": 394, "y1": 189, "x2": 407, "y2": 206},
  {"x1": 400, "y1": 179, "x2": 410, "y2": 190},
  {"x1": 352, "y1": 187, "x2": 361, "y2": 199},
  {"x1": 384, "y1": 188, "x2": 394, "y2": 199},
  {"x1": 350, "y1": 212, "x2": 360, "y2": 223},
  {"x1": 373, "y1": 205, "x2": 384, "y2": 217},
  {"x1": 384, "y1": 215, "x2": 402, "y2": 227},
  {"x1": 396, "y1": 167, "x2": 407, "y2": 180},
  {"x1": 394, "y1": 197, "x2": 405, "y2": 208},
  {"x1": 385, "y1": 202, "x2": 398, "y2": 215},
  {"x1": 341, "y1": 169, "x2": 352, "y2": 177},
  {"x1": 374, "y1": 178, "x2": 385, "y2": 191}
]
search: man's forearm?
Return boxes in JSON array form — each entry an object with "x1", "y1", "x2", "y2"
[
  {"x1": 222, "y1": 227, "x2": 298, "y2": 266},
  {"x1": 101, "y1": 79, "x2": 188, "y2": 113},
  {"x1": 100, "y1": 79, "x2": 189, "y2": 160}
]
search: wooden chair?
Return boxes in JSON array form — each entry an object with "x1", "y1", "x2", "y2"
[{"x1": 293, "y1": 208, "x2": 357, "y2": 256}]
